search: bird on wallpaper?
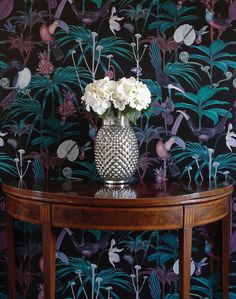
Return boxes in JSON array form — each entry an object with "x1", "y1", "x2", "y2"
[
  {"x1": 149, "y1": 41, "x2": 185, "y2": 100},
  {"x1": 64, "y1": 228, "x2": 111, "y2": 257},
  {"x1": 40, "y1": 20, "x2": 69, "y2": 61},
  {"x1": 8, "y1": 60, "x2": 31, "y2": 89},
  {"x1": 155, "y1": 112, "x2": 185, "y2": 176},
  {"x1": 205, "y1": 0, "x2": 236, "y2": 33},
  {"x1": 177, "y1": 110, "x2": 231, "y2": 142},
  {"x1": 40, "y1": 20, "x2": 69, "y2": 43},
  {"x1": 0, "y1": 60, "x2": 31, "y2": 108},
  {"x1": 68, "y1": 0, "x2": 111, "y2": 26},
  {"x1": 156, "y1": 135, "x2": 185, "y2": 176}
]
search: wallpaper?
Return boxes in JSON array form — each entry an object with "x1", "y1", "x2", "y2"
[{"x1": 0, "y1": 0, "x2": 236, "y2": 298}]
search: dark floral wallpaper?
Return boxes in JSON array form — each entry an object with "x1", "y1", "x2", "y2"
[{"x1": 0, "y1": 0, "x2": 236, "y2": 298}]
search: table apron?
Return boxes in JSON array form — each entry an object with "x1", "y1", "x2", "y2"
[
  {"x1": 52, "y1": 205, "x2": 183, "y2": 230},
  {"x1": 184, "y1": 195, "x2": 230, "y2": 227},
  {"x1": 5, "y1": 194, "x2": 230, "y2": 231},
  {"x1": 6, "y1": 195, "x2": 41, "y2": 224}
]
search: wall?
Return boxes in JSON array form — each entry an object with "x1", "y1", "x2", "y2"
[{"x1": 0, "y1": 0, "x2": 236, "y2": 298}]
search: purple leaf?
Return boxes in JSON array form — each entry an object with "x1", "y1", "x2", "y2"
[
  {"x1": 0, "y1": 0, "x2": 14, "y2": 20},
  {"x1": 57, "y1": 20, "x2": 69, "y2": 34},
  {"x1": 49, "y1": 0, "x2": 57, "y2": 9},
  {"x1": 56, "y1": 251, "x2": 69, "y2": 265},
  {"x1": 55, "y1": 0, "x2": 67, "y2": 19}
]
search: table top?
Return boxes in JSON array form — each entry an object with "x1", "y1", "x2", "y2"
[{"x1": 2, "y1": 179, "x2": 234, "y2": 207}]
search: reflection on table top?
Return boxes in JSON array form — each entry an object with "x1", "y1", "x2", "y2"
[{"x1": 2, "y1": 178, "x2": 233, "y2": 207}]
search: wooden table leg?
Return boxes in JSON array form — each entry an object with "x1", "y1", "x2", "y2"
[
  {"x1": 222, "y1": 212, "x2": 230, "y2": 299},
  {"x1": 179, "y1": 227, "x2": 193, "y2": 299},
  {"x1": 42, "y1": 222, "x2": 56, "y2": 299},
  {"x1": 5, "y1": 213, "x2": 16, "y2": 299}
]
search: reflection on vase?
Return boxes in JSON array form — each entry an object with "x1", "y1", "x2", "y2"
[
  {"x1": 94, "y1": 114, "x2": 139, "y2": 184},
  {"x1": 95, "y1": 184, "x2": 137, "y2": 199}
]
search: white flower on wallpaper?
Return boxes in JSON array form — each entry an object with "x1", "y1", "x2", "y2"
[
  {"x1": 108, "y1": 238, "x2": 124, "y2": 267},
  {"x1": 57, "y1": 140, "x2": 79, "y2": 162},
  {"x1": 109, "y1": 6, "x2": 124, "y2": 35},
  {"x1": 226, "y1": 123, "x2": 236, "y2": 151},
  {"x1": 174, "y1": 23, "x2": 196, "y2": 46}
]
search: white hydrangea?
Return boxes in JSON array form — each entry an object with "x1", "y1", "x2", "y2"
[
  {"x1": 82, "y1": 76, "x2": 151, "y2": 117},
  {"x1": 112, "y1": 77, "x2": 136, "y2": 110},
  {"x1": 81, "y1": 77, "x2": 114, "y2": 115},
  {"x1": 113, "y1": 77, "x2": 151, "y2": 111},
  {"x1": 128, "y1": 78, "x2": 152, "y2": 111}
]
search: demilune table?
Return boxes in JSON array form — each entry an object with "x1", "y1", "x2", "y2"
[{"x1": 2, "y1": 179, "x2": 233, "y2": 299}]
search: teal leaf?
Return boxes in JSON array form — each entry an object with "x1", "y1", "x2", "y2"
[
  {"x1": 197, "y1": 86, "x2": 228, "y2": 104},
  {"x1": 174, "y1": 103, "x2": 198, "y2": 110},
  {"x1": 213, "y1": 61, "x2": 228, "y2": 73},
  {"x1": 142, "y1": 79, "x2": 162, "y2": 100},
  {"x1": 161, "y1": 233, "x2": 178, "y2": 249},
  {"x1": 201, "y1": 110, "x2": 219, "y2": 124},
  {"x1": 181, "y1": 92, "x2": 198, "y2": 104},
  {"x1": 220, "y1": 60, "x2": 236, "y2": 68},
  {"x1": 191, "y1": 45, "x2": 210, "y2": 55},
  {"x1": 201, "y1": 100, "x2": 229, "y2": 109},
  {"x1": 189, "y1": 53, "x2": 211, "y2": 64},
  {"x1": 160, "y1": 253, "x2": 173, "y2": 265},
  {"x1": 209, "y1": 40, "x2": 227, "y2": 56},
  {"x1": 91, "y1": 0, "x2": 102, "y2": 8}
]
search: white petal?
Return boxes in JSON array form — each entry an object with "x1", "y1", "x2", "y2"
[
  {"x1": 111, "y1": 6, "x2": 116, "y2": 15},
  {"x1": 112, "y1": 15, "x2": 124, "y2": 21},
  {"x1": 173, "y1": 259, "x2": 195, "y2": 276},
  {"x1": 228, "y1": 123, "x2": 233, "y2": 132},
  {"x1": 110, "y1": 20, "x2": 121, "y2": 32},
  {"x1": 0, "y1": 131, "x2": 7, "y2": 137},
  {"x1": 174, "y1": 24, "x2": 196, "y2": 46},
  {"x1": 57, "y1": 140, "x2": 79, "y2": 161},
  {"x1": 110, "y1": 238, "x2": 116, "y2": 248},
  {"x1": 109, "y1": 257, "x2": 115, "y2": 267},
  {"x1": 109, "y1": 252, "x2": 120, "y2": 263},
  {"x1": 113, "y1": 248, "x2": 124, "y2": 253}
]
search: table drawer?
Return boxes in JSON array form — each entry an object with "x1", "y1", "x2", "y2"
[{"x1": 52, "y1": 204, "x2": 183, "y2": 230}]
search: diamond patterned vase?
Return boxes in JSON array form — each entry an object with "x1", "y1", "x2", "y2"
[
  {"x1": 95, "y1": 184, "x2": 137, "y2": 198},
  {"x1": 94, "y1": 115, "x2": 139, "y2": 184}
]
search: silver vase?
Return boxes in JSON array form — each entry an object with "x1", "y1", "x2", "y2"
[
  {"x1": 95, "y1": 184, "x2": 137, "y2": 199},
  {"x1": 94, "y1": 115, "x2": 139, "y2": 184}
]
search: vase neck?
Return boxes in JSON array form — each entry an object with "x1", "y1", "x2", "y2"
[{"x1": 102, "y1": 114, "x2": 129, "y2": 126}]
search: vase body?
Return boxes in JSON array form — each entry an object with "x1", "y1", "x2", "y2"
[
  {"x1": 94, "y1": 115, "x2": 139, "y2": 184},
  {"x1": 95, "y1": 184, "x2": 137, "y2": 198}
]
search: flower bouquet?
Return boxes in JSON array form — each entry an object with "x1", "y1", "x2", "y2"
[
  {"x1": 81, "y1": 76, "x2": 151, "y2": 124},
  {"x1": 82, "y1": 76, "x2": 151, "y2": 184}
]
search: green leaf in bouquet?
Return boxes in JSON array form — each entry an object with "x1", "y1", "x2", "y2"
[{"x1": 123, "y1": 108, "x2": 142, "y2": 125}]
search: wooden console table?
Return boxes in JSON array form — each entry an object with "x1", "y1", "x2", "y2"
[{"x1": 2, "y1": 179, "x2": 233, "y2": 299}]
